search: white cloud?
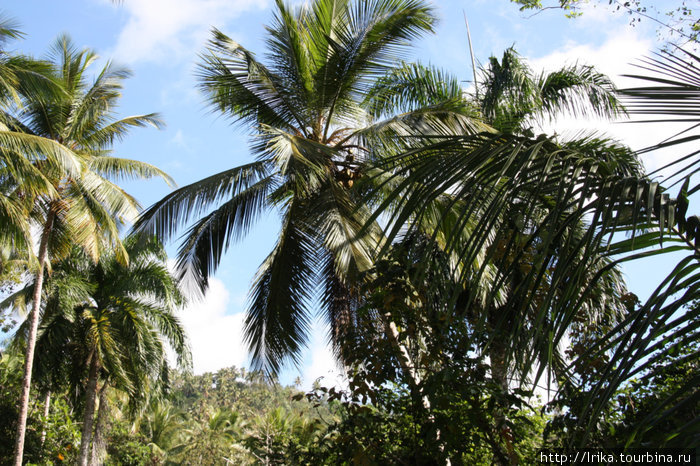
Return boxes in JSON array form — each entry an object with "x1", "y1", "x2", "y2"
[
  {"x1": 302, "y1": 345, "x2": 347, "y2": 392},
  {"x1": 112, "y1": 0, "x2": 268, "y2": 64},
  {"x1": 178, "y1": 277, "x2": 248, "y2": 374},
  {"x1": 528, "y1": 28, "x2": 683, "y2": 175},
  {"x1": 171, "y1": 268, "x2": 347, "y2": 386},
  {"x1": 300, "y1": 322, "x2": 347, "y2": 391},
  {"x1": 529, "y1": 28, "x2": 651, "y2": 87},
  {"x1": 169, "y1": 129, "x2": 191, "y2": 151}
]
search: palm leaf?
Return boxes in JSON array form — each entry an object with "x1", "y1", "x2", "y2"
[{"x1": 244, "y1": 198, "x2": 317, "y2": 374}]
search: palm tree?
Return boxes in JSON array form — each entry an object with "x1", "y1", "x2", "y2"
[
  {"x1": 5, "y1": 236, "x2": 190, "y2": 465},
  {"x1": 138, "y1": 401, "x2": 188, "y2": 462},
  {"x1": 358, "y1": 42, "x2": 700, "y2": 453},
  {"x1": 471, "y1": 49, "x2": 638, "y2": 396},
  {"x1": 133, "y1": 0, "x2": 486, "y2": 374},
  {"x1": 546, "y1": 47, "x2": 700, "y2": 447},
  {"x1": 364, "y1": 47, "x2": 641, "y2": 387},
  {"x1": 368, "y1": 47, "x2": 622, "y2": 135},
  {"x1": 8, "y1": 35, "x2": 174, "y2": 465},
  {"x1": 445, "y1": 46, "x2": 700, "y2": 448},
  {"x1": 477, "y1": 47, "x2": 621, "y2": 133}
]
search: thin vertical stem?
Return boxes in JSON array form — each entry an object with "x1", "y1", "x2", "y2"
[{"x1": 13, "y1": 210, "x2": 55, "y2": 466}]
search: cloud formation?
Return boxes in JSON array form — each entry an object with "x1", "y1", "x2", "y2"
[
  {"x1": 302, "y1": 327, "x2": 348, "y2": 391},
  {"x1": 112, "y1": 0, "x2": 268, "y2": 64},
  {"x1": 529, "y1": 29, "x2": 681, "y2": 173},
  {"x1": 178, "y1": 278, "x2": 248, "y2": 374}
]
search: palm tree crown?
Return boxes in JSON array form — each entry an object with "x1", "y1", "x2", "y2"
[
  {"x1": 134, "y1": 0, "x2": 460, "y2": 374},
  {"x1": 5, "y1": 236, "x2": 189, "y2": 465}
]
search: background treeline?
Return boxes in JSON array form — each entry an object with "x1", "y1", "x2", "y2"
[{"x1": 2, "y1": 354, "x2": 695, "y2": 465}]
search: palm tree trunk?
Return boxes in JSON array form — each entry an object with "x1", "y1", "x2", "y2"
[
  {"x1": 40, "y1": 391, "x2": 51, "y2": 447},
  {"x1": 78, "y1": 350, "x2": 100, "y2": 466},
  {"x1": 90, "y1": 385, "x2": 110, "y2": 466},
  {"x1": 13, "y1": 211, "x2": 55, "y2": 466},
  {"x1": 489, "y1": 326, "x2": 518, "y2": 465}
]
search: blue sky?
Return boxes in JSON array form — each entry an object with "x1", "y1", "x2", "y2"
[{"x1": 5, "y1": 0, "x2": 682, "y2": 387}]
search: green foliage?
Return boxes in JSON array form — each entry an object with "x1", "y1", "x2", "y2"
[
  {"x1": 0, "y1": 3, "x2": 698, "y2": 464},
  {"x1": 299, "y1": 377, "x2": 549, "y2": 465},
  {"x1": 610, "y1": 309, "x2": 700, "y2": 447},
  {"x1": 105, "y1": 421, "x2": 162, "y2": 466},
  {"x1": 478, "y1": 47, "x2": 623, "y2": 133},
  {"x1": 0, "y1": 354, "x2": 80, "y2": 466},
  {"x1": 36, "y1": 397, "x2": 81, "y2": 466},
  {"x1": 135, "y1": 366, "x2": 333, "y2": 465},
  {"x1": 282, "y1": 237, "x2": 553, "y2": 464}
]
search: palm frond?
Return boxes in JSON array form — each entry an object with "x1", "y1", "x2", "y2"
[
  {"x1": 244, "y1": 199, "x2": 317, "y2": 374},
  {"x1": 537, "y1": 63, "x2": 624, "y2": 121},
  {"x1": 88, "y1": 155, "x2": 176, "y2": 187},
  {"x1": 133, "y1": 162, "x2": 271, "y2": 245},
  {"x1": 80, "y1": 113, "x2": 165, "y2": 150},
  {"x1": 199, "y1": 29, "x2": 305, "y2": 134},
  {"x1": 176, "y1": 176, "x2": 273, "y2": 291},
  {"x1": 0, "y1": 15, "x2": 23, "y2": 44},
  {"x1": 365, "y1": 61, "x2": 464, "y2": 119}
]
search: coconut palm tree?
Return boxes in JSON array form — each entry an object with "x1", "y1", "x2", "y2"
[
  {"x1": 138, "y1": 401, "x2": 188, "y2": 462},
  {"x1": 8, "y1": 35, "x2": 174, "y2": 465},
  {"x1": 5, "y1": 235, "x2": 190, "y2": 465},
  {"x1": 133, "y1": 0, "x2": 488, "y2": 374},
  {"x1": 477, "y1": 47, "x2": 621, "y2": 133}
]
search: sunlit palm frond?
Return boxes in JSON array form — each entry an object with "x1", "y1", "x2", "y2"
[
  {"x1": 477, "y1": 47, "x2": 624, "y2": 133},
  {"x1": 0, "y1": 130, "x2": 81, "y2": 182},
  {"x1": 0, "y1": 15, "x2": 22, "y2": 44},
  {"x1": 536, "y1": 63, "x2": 624, "y2": 121},
  {"x1": 199, "y1": 29, "x2": 303, "y2": 134},
  {"x1": 88, "y1": 155, "x2": 175, "y2": 187},
  {"x1": 80, "y1": 114, "x2": 165, "y2": 150},
  {"x1": 134, "y1": 162, "x2": 271, "y2": 245},
  {"x1": 365, "y1": 61, "x2": 464, "y2": 119}
]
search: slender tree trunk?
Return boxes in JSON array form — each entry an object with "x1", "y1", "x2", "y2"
[
  {"x1": 78, "y1": 350, "x2": 100, "y2": 466},
  {"x1": 90, "y1": 385, "x2": 110, "y2": 466},
  {"x1": 13, "y1": 211, "x2": 55, "y2": 466},
  {"x1": 40, "y1": 391, "x2": 51, "y2": 447},
  {"x1": 380, "y1": 312, "x2": 451, "y2": 465},
  {"x1": 489, "y1": 320, "x2": 518, "y2": 466},
  {"x1": 381, "y1": 314, "x2": 421, "y2": 385}
]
